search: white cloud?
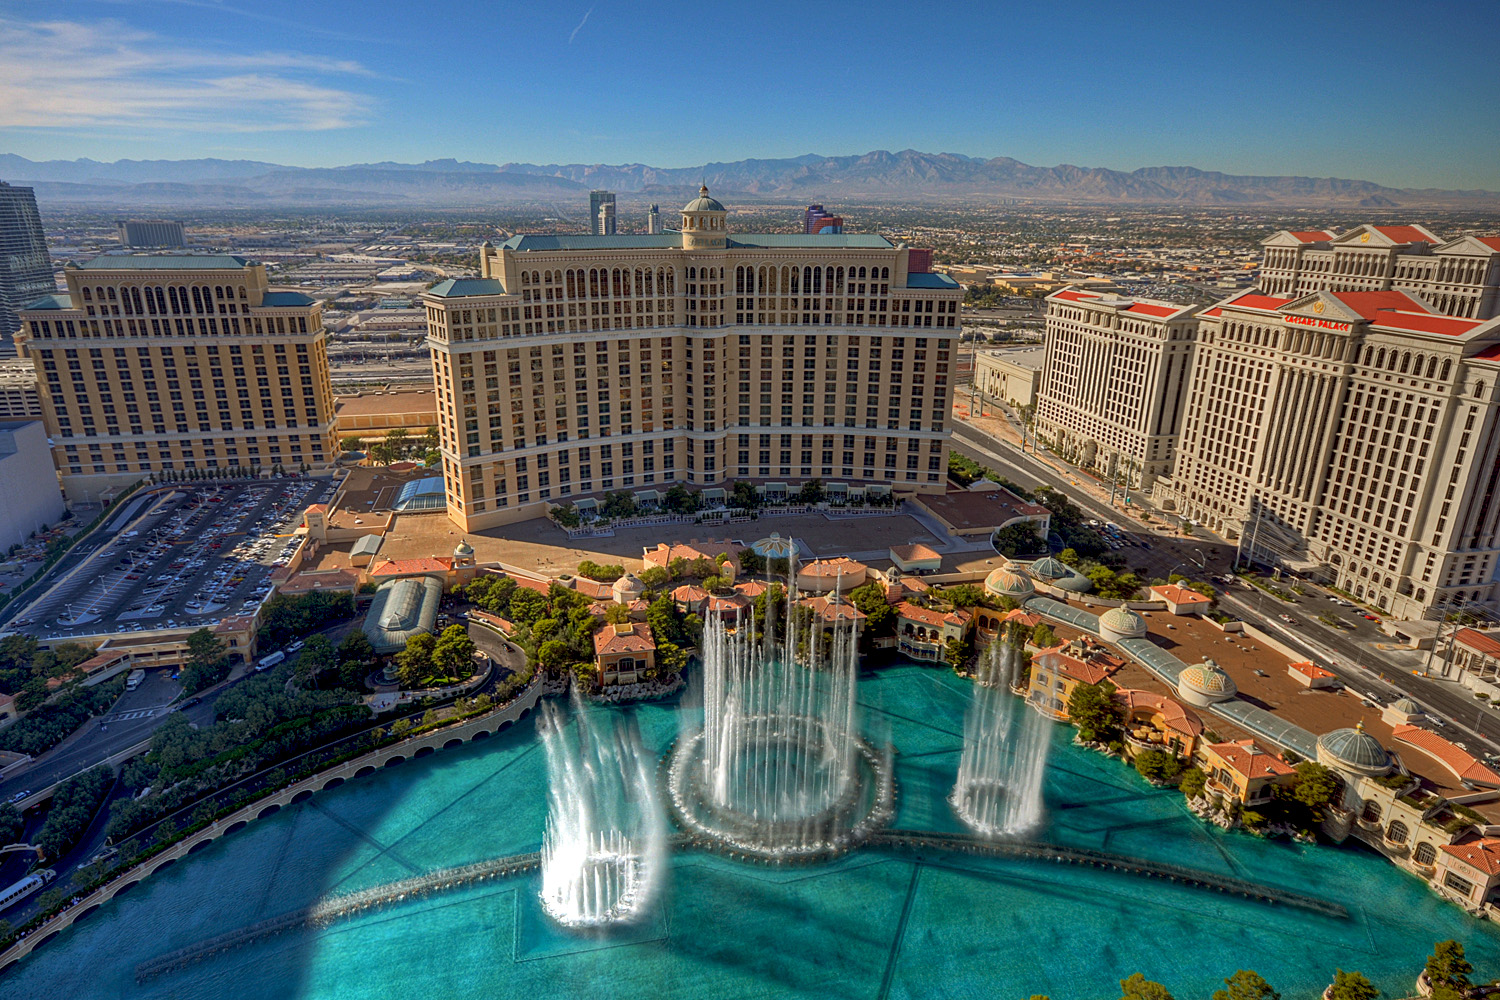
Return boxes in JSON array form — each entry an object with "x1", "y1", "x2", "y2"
[{"x1": 0, "y1": 19, "x2": 374, "y2": 132}]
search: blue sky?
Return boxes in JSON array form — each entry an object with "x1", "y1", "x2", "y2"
[{"x1": 1, "y1": 0, "x2": 1497, "y2": 189}]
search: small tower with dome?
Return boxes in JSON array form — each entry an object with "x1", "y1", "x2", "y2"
[
  {"x1": 612, "y1": 572, "x2": 646, "y2": 605},
  {"x1": 681, "y1": 185, "x2": 728, "y2": 250}
]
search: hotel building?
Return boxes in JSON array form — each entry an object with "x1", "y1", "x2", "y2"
[
  {"x1": 1259, "y1": 224, "x2": 1500, "y2": 319},
  {"x1": 15, "y1": 254, "x2": 337, "y2": 501},
  {"x1": 1154, "y1": 286, "x2": 1500, "y2": 618},
  {"x1": 1033, "y1": 289, "x2": 1199, "y2": 489},
  {"x1": 421, "y1": 187, "x2": 962, "y2": 531}
]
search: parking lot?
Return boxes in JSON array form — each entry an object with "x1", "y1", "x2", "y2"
[{"x1": 6, "y1": 479, "x2": 335, "y2": 641}]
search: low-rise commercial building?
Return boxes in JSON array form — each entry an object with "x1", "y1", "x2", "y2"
[{"x1": 973, "y1": 345, "x2": 1044, "y2": 408}]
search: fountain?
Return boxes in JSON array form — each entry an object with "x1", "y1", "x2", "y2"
[
  {"x1": 666, "y1": 580, "x2": 894, "y2": 862},
  {"x1": 538, "y1": 693, "x2": 666, "y2": 927},
  {"x1": 950, "y1": 639, "x2": 1051, "y2": 836}
]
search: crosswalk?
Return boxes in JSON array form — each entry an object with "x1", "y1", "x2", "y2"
[{"x1": 102, "y1": 708, "x2": 157, "y2": 723}]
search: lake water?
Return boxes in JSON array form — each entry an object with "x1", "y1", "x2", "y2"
[{"x1": 3, "y1": 664, "x2": 1495, "y2": 999}]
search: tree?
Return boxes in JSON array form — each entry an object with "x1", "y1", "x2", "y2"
[
  {"x1": 577, "y1": 560, "x2": 624, "y2": 582},
  {"x1": 992, "y1": 521, "x2": 1044, "y2": 558},
  {"x1": 1068, "y1": 682, "x2": 1121, "y2": 743},
  {"x1": 538, "y1": 639, "x2": 570, "y2": 672},
  {"x1": 1292, "y1": 761, "x2": 1339, "y2": 814},
  {"x1": 0, "y1": 803, "x2": 21, "y2": 845},
  {"x1": 638, "y1": 566, "x2": 672, "y2": 592},
  {"x1": 661, "y1": 483, "x2": 695, "y2": 513},
  {"x1": 1212, "y1": 970, "x2": 1279, "y2": 1000},
  {"x1": 942, "y1": 584, "x2": 989, "y2": 609},
  {"x1": 1425, "y1": 940, "x2": 1473, "y2": 992},
  {"x1": 796, "y1": 479, "x2": 825, "y2": 504},
  {"x1": 336, "y1": 632, "x2": 377, "y2": 689},
  {"x1": 295, "y1": 633, "x2": 337, "y2": 689},
  {"x1": 395, "y1": 632, "x2": 436, "y2": 688},
  {"x1": 1179, "y1": 767, "x2": 1207, "y2": 800},
  {"x1": 339, "y1": 435, "x2": 363, "y2": 452},
  {"x1": 179, "y1": 627, "x2": 230, "y2": 693},
  {"x1": 604, "y1": 603, "x2": 632, "y2": 624},
  {"x1": 729, "y1": 480, "x2": 759, "y2": 510},
  {"x1": 431, "y1": 625, "x2": 477, "y2": 681},
  {"x1": 738, "y1": 549, "x2": 766, "y2": 577},
  {"x1": 1120, "y1": 973, "x2": 1175, "y2": 1000},
  {"x1": 507, "y1": 588, "x2": 548, "y2": 628},
  {"x1": 1031, "y1": 623, "x2": 1058, "y2": 648},
  {"x1": 1134, "y1": 749, "x2": 1173, "y2": 784},
  {"x1": 1326, "y1": 970, "x2": 1378, "y2": 1000}
]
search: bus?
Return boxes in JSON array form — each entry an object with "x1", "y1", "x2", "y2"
[
  {"x1": 125, "y1": 669, "x2": 146, "y2": 691},
  {"x1": 255, "y1": 650, "x2": 286, "y2": 672},
  {"x1": 0, "y1": 869, "x2": 55, "y2": 913}
]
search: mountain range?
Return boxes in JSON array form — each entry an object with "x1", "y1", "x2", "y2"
[{"x1": 2, "y1": 150, "x2": 1495, "y2": 210}]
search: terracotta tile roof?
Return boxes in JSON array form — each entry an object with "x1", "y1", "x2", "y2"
[
  {"x1": 1288, "y1": 660, "x2": 1335, "y2": 681},
  {"x1": 304, "y1": 503, "x2": 328, "y2": 514},
  {"x1": 1456, "y1": 628, "x2": 1500, "y2": 659},
  {"x1": 571, "y1": 578, "x2": 614, "y2": 599},
  {"x1": 889, "y1": 543, "x2": 941, "y2": 562},
  {"x1": 1151, "y1": 584, "x2": 1211, "y2": 606},
  {"x1": 369, "y1": 557, "x2": 452, "y2": 577},
  {"x1": 594, "y1": 621, "x2": 655, "y2": 655},
  {"x1": 1200, "y1": 306, "x2": 1223, "y2": 318},
  {"x1": 279, "y1": 568, "x2": 360, "y2": 594},
  {"x1": 1328, "y1": 289, "x2": 1428, "y2": 320},
  {"x1": 1392, "y1": 724, "x2": 1500, "y2": 787},
  {"x1": 705, "y1": 594, "x2": 751, "y2": 614},
  {"x1": 1002, "y1": 609, "x2": 1042, "y2": 627},
  {"x1": 800, "y1": 556, "x2": 869, "y2": 579},
  {"x1": 1113, "y1": 688, "x2": 1204, "y2": 738},
  {"x1": 1476, "y1": 237, "x2": 1500, "y2": 252},
  {"x1": 896, "y1": 601, "x2": 971, "y2": 629},
  {"x1": 672, "y1": 584, "x2": 710, "y2": 603},
  {"x1": 1224, "y1": 292, "x2": 1292, "y2": 312},
  {"x1": 1052, "y1": 289, "x2": 1099, "y2": 302},
  {"x1": 797, "y1": 594, "x2": 867, "y2": 623},
  {"x1": 1209, "y1": 739, "x2": 1295, "y2": 779},
  {"x1": 1441, "y1": 837, "x2": 1500, "y2": 876},
  {"x1": 1287, "y1": 230, "x2": 1333, "y2": 243},
  {"x1": 642, "y1": 540, "x2": 744, "y2": 572},
  {"x1": 734, "y1": 579, "x2": 769, "y2": 598},
  {"x1": 1035, "y1": 650, "x2": 1112, "y2": 686},
  {"x1": 1123, "y1": 302, "x2": 1182, "y2": 319}
]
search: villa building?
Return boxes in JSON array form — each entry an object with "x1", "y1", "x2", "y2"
[
  {"x1": 14, "y1": 254, "x2": 337, "y2": 501},
  {"x1": 1026, "y1": 646, "x2": 1119, "y2": 720},
  {"x1": 1201, "y1": 739, "x2": 1297, "y2": 806},
  {"x1": 1033, "y1": 288, "x2": 1200, "y2": 490},
  {"x1": 420, "y1": 187, "x2": 962, "y2": 531},
  {"x1": 593, "y1": 620, "x2": 656, "y2": 686},
  {"x1": 894, "y1": 602, "x2": 972, "y2": 664}
]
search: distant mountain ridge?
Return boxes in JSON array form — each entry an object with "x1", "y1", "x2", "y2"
[{"x1": 2, "y1": 150, "x2": 1495, "y2": 209}]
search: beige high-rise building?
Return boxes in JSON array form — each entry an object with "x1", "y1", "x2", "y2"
[
  {"x1": 1033, "y1": 289, "x2": 1200, "y2": 489},
  {"x1": 1154, "y1": 286, "x2": 1500, "y2": 618},
  {"x1": 422, "y1": 187, "x2": 962, "y2": 530},
  {"x1": 1259, "y1": 224, "x2": 1500, "y2": 319},
  {"x1": 15, "y1": 254, "x2": 337, "y2": 501}
]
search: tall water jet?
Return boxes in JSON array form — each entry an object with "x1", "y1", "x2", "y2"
[
  {"x1": 951, "y1": 639, "x2": 1051, "y2": 836},
  {"x1": 666, "y1": 575, "x2": 894, "y2": 862},
  {"x1": 539, "y1": 693, "x2": 665, "y2": 927}
]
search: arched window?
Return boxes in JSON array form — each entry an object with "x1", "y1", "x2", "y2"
[
  {"x1": 191, "y1": 286, "x2": 204, "y2": 313},
  {"x1": 1361, "y1": 799, "x2": 1382, "y2": 822},
  {"x1": 520, "y1": 271, "x2": 531, "y2": 286},
  {"x1": 1476, "y1": 381, "x2": 1488, "y2": 399},
  {"x1": 881, "y1": 267, "x2": 890, "y2": 281},
  {"x1": 1400, "y1": 352, "x2": 1411, "y2": 373},
  {"x1": 1386, "y1": 819, "x2": 1409, "y2": 844},
  {"x1": 1415, "y1": 841, "x2": 1437, "y2": 865},
  {"x1": 1440, "y1": 359, "x2": 1452, "y2": 380},
  {"x1": 1375, "y1": 348, "x2": 1386, "y2": 369}
]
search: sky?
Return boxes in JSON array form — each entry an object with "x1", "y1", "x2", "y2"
[{"x1": 1, "y1": 0, "x2": 1498, "y2": 190}]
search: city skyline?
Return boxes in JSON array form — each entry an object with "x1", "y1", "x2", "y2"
[{"x1": 0, "y1": 0, "x2": 1497, "y2": 190}]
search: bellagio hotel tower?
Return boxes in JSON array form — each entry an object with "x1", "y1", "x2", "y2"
[{"x1": 423, "y1": 188, "x2": 962, "y2": 530}]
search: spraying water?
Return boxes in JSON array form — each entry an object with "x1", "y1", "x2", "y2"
[
  {"x1": 951, "y1": 639, "x2": 1051, "y2": 836},
  {"x1": 666, "y1": 575, "x2": 894, "y2": 862},
  {"x1": 538, "y1": 692, "x2": 666, "y2": 927}
]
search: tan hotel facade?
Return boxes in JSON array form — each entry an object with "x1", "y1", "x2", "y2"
[
  {"x1": 422, "y1": 188, "x2": 962, "y2": 530},
  {"x1": 15, "y1": 255, "x2": 337, "y2": 500}
]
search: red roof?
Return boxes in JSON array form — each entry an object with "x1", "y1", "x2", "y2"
[
  {"x1": 800, "y1": 556, "x2": 869, "y2": 579},
  {"x1": 1328, "y1": 289, "x2": 1427, "y2": 320},
  {"x1": 1441, "y1": 838, "x2": 1500, "y2": 876},
  {"x1": 1209, "y1": 739, "x2": 1295, "y2": 779},
  {"x1": 369, "y1": 557, "x2": 451, "y2": 577},
  {"x1": 1371, "y1": 312, "x2": 1483, "y2": 337},
  {"x1": 797, "y1": 594, "x2": 867, "y2": 623},
  {"x1": 1124, "y1": 302, "x2": 1181, "y2": 319},
  {"x1": 1473, "y1": 343, "x2": 1500, "y2": 362},
  {"x1": 672, "y1": 584, "x2": 709, "y2": 603},
  {"x1": 1052, "y1": 289, "x2": 1100, "y2": 303},
  {"x1": 1224, "y1": 292, "x2": 1291, "y2": 312},
  {"x1": 1476, "y1": 237, "x2": 1500, "y2": 252},
  {"x1": 1288, "y1": 660, "x2": 1335, "y2": 681},
  {"x1": 1393, "y1": 724, "x2": 1500, "y2": 787},
  {"x1": 1151, "y1": 584, "x2": 1211, "y2": 606},
  {"x1": 896, "y1": 601, "x2": 971, "y2": 629},
  {"x1": 1200, "y1": 306, "x2": 1223, "y2": 318},
  {"x1": 1113, "y1": 688, "x2": 1203, "y2": 738},
  {"x1": 1456, "y1": 628, "x2": 1500, "y2": 658},
  {"x1": 1035, "y1": 650, "x2": 1113, "y2": 686},
  {"x1": 572, "y1": 578, "x2": 615, "y2": 599},
  {"x1": 304, "y1": 503, "x2": 328, "y2": 514},
  {"x1": 1288, "y1": 230, "x2": 1333, "y2": 243},
  {"x1": 1373, "y1": 225, "x2": 1437, "y2": 245},
  {"x1": 734, "y1": 579, "x2": 769, "y2": 598}
]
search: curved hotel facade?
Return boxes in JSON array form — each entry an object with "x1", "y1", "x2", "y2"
[{"x1": 422, "y1": 189, "x2": 962, "y2": 531}]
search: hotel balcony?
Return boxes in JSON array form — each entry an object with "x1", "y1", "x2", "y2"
[{"x1": 898, "y1": 638, "x2": 944, "y2": 663}]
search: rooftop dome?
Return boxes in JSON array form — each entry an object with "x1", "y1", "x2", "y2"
[
  {"x1": 1317, "y1": 723, "x2": 1390, "y2": 775},
  {"x1": 453, "y1": 539, "x2": 474, "y2": 557},
  {"x1": 614, "y1": 572, "x2": 645, "y2": 593},
  {"x1": 1391, "y1": 696, "x2": 1422, "y2": 714},
  {"x1": 751, "y1": 533, "x2": 797, "y2": 559},
  {"x1": 1176, "y1": 658, "x2": 1237, "y2": 706},
  {"x1": 984, "y1": 562, "x2": 1035, "y2": 600},
  {"x1": 1098, "y1": 607, "x2": 1147, "y2": 639},
  {"x1": 683, "y1": 184, "x2": 726, "y2": 213},
  {"x1": 1028, "y1": 556, "x2": 1070, "y2": 581}
]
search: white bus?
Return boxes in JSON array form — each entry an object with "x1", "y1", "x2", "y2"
[
  {"x1": 125, "y1": 669, "x2": 146, "y2": 691},
  {"x1": 256, "y1": 650, "x2": 286, "y2": 672},
  {"x1": 0, "y1": 869, "x2": 55, "y2": 913}
]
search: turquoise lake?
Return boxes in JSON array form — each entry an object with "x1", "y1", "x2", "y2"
[{"x1": 3, "y1": 664, "x2": 1496, "y2": 999}]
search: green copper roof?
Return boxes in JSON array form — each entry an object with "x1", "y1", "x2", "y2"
[
  {"x1": 905, "y1": 272, "x2": 960, "y2": 289},
  {"x1": 78, "y1": 254, "x2": 253, "y2": 270},
  {"x1": 22, "y1": 293, "x2": 73, "y2": 310},
  {"x1": 427, "y1": 277, "x2": 506, "y2": 298},
  {"x1": 259, "y1": 291, "x2": 316, "y2": 307}
]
